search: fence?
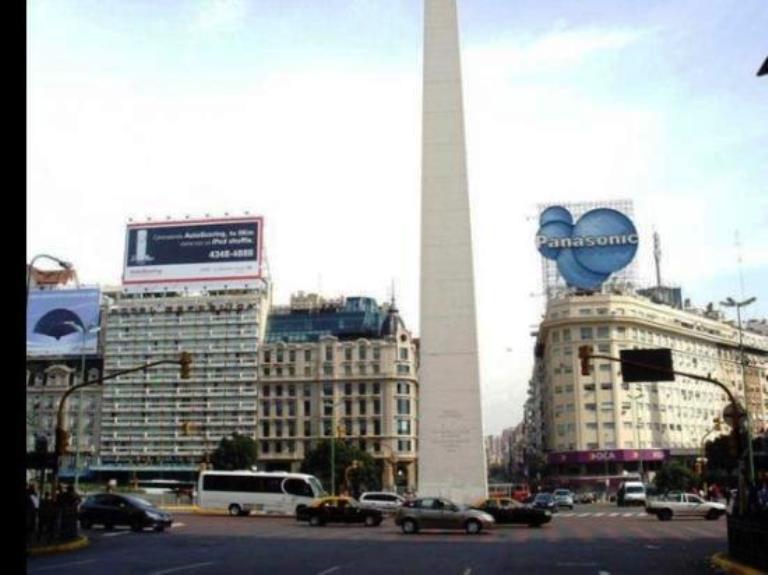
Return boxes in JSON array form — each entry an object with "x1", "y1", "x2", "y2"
[{"x1": 26, "y1": 502, "x2": 79, "y2": 548}]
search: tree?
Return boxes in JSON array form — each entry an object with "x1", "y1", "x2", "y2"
[
  {"x1": 300, "y1": 440, "x2": 380, "y2": 496},
  {"x1": 654, "y1": 461, "x2": 697, "y2": 493},
  {"x1": 209, "y1": 433, "x2": 258, "y2": 471}
]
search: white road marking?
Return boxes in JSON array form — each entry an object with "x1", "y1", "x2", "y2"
[
  {"x1": 634, "y1": 513, "x2": 645, "y2": 517},
  {"x1": 593, "y1": 513, "x2": 605, "y2": 517},
  {"x1": 622, "y1": 513, "x2": 634, "y2": 517},
  {"x1": 29, "y1": 560, "x2": 98, "y2": 572},
  {"x1": 560, "y1": 513, "x2": 575, "y2": 517},
  {"x1": 172, "y1": 522, "x2": 186, "y2": 528},
  {"x1": 599, "y1": 571, "x2": 611, "y2": 575},
  {"x1": 150, "y1": 562, "x2": 215, "y2": 575},
  {"x1": 609, "y1": 513, "x2": 620, "y2": 517},
  {"x1": 317, "y1": 567, "x2": 341, "y2": 575},
  {"x1": 462, "y1": 569, "x2": 472, "y2": 575},
  {"x1": 578, "y1": 513, "x2": 591, "y2": 517},
  {"x1": 102, "y1": 531, "x2": 130, "y2": 538}
]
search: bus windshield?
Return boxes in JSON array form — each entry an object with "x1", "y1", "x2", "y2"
[{"x1": 308, "y1": 476, "x2": 325, "y2": 497}]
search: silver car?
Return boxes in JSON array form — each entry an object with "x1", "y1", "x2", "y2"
[
  {"x1": 359, "y1": 492, "x2": 406, "y2": 512},
  {"x1": 394, "y1": 497, "x2": 495, "y2": 534},
  {"x1": 645, "y1": 492, "x2": 726, "y2": 521}
]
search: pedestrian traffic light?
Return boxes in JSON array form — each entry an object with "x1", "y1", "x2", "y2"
[
  {"x1": 179, "y1": 351, "x2": 192, "y2": 379},
  {"x1": 578, "y1": 345, "x2": 593, "y2": 376}
]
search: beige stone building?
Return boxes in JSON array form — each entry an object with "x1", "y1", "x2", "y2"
[
  {"x1": 531, "y1": 291, "x2": 768, "y2": 480},
  {"x1": 257, "y1": 293, "x2": 418, "y2": 492}
]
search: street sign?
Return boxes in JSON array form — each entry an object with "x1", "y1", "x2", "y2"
[{"x1": 619, "y1": 348, "x2": 675, "y2": 382}]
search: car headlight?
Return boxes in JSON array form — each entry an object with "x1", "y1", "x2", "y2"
[{"x1": 145, "y1": 510, "x2": 163, "y2": 520}]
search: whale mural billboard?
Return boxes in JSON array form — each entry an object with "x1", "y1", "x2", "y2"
[
  {"x1": 27, "y1": 288, "x2": 101, "y2": 357},
  {"x1": 535, "y1": 205, "x2": 639, "y2": 290}
]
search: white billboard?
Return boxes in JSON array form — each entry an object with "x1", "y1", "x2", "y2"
[{"x1": 122, "y1": 217, "x2": 263, "y2": 288}]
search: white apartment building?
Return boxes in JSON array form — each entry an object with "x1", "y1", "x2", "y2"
[
  {"x1": 257, "y1": 294, "x2": 419, "y2": 492},
  {"x1": 98, "y1": 285, "x2": 269, "y2": 469},
  {"x1": 531, "y1": 291, "x2": 768, "y2": 479}
]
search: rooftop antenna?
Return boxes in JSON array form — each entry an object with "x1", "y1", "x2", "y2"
[
  {"x1": 653, "y1": 230, "x2": 662, "y2": 288},
  {"x1": 735, "y1": 230, "x2": 746, "y2": 299},
  {"x1": 389, "y1": 278, "x2": 398, "y2": 310}
]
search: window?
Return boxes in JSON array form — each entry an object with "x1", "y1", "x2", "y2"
[
  {"x1": 359, "y1": 400, "x2": 367, "y2": 415},
  {"x1": 373, "y1": 399, "x2": 381, "y2": 415},
  {"x1": 323, "y1": 365, "x2": 333, "y2": 376},
  {"x1": 345, "y1": 348, "x2": 353, "y2": 361},
  {"x1": 359, "y1": 420, "x2": 367, "y2": 436},
  {"x1": 323, "y1": 421, "x2": 332, "y2": 436},
  {"x1": 276, "y1": 385, "x2": 283, "y2": 397},
  {"x1": 262, "y1": 401, "x2": 270, "y2": 417},
  {"x1": 324, "y1": 402, "x2": 333, "y2": 417},
  {"x1": 399, "y1": 348, "x2": 409, "y2": 360},
  {"x1": 397, "y1": 365, "x2": 410, "y2": 374},
  {"x1": 397, "y1": 419, "x2": 411, "y2": 435},
  {"x1": 275, "y1": 401, "x2": 283, "y2": 416},
  {"x1": 398, "y1": 440, "x2": 412, "y2": 452},
  {"x1": 263, "y1": 385, "x2": 270, "y2": 397},
  {"x1": 583, "y1": 384, "x2": 595, "y2": 392},
  {"x1": 585, "y1": 403, "x2": 597, "y2": 411},
  {"x1": 372, "y1": 347, "x2": 381, "y2": 360},
  {"x1": 303, "y1": 385, "x2": 311, "y2": 397},
  {"x1": 344, "y1": 383, "x2": 352, "y2": 396},
  {"x1": 323, "y1": 383, "x2": 333, "y2": 396},
  {"x1": 325, "y1": 347, "x2": 333, "y2": 361},
  {"x1": 303, "y1": 400, "x2": 311, "y2": 416},
  {"x1": 562, "y1": 329, "x2": 572, "y2": 342},
  {"x1": 345, "y1": 420, "x2": 353, "y2": 436},
  {"x1": 580, "y1": 327, "x2": 593, "y2": 340},
  {"x1": 304, "y1": 350, "x2": 312, "y2": 361},
  {"x1": 263, "y1": 351, "x2": 271, "y2": 363},
  {"x1": 345, "y1": 400, "x2": 352, "y2": 416},
  {"x1": 372, "y1": 382, "x2": 380, "y2": 394},
  {"x1": 284, "y1": 479, "x2": 312, "y2": 497},
  {"x1": 358, "y1": 383, "x2": 366, "y2": 395},
  {"x1": 288, "y1": 350, "x2": 296, "y2": 363},
  {"x1": 288, "y1": 384, "x2": 296, "y2": 397},
  {"x1": 373, "y1": 419, "x2": 381, "y2": 435},
  {"x1": 261, "y1": 421, "x2": 270, "y2": 437},
  {"x1": 359, "y1": 345, "x2": 367, "y2": 360},
  {"x1": 288, "y1": 401, "x2": 296, "y2": 417},
  {"x1": 397, "y1": 399, "x2": 410, "y2": 415}
]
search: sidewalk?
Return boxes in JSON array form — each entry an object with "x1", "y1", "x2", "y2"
[
  {"x1": 27, "y1": 536, "x2": 89, "y2": 557},
  {"x1": 711, "y1": 552, "x2": 767, "y2": 575}
]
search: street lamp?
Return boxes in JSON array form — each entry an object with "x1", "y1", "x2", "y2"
[
  {"x1": 26, "y1": 254, "x2": 73, "y2": 304},
  {"x1": 322, "y1": 397, "x2": 349, "y2": 496},
  {"x1": 720, "y1": 296, "x2": 757, "y2": 486},
  {"x1": 64, "y1": 321, "x2": 101, "y2": 492},
  {"x1": 627, "y1": 385, "x2": 644, "y2": 480}
]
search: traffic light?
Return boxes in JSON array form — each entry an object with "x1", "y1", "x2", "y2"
[
  {"x1": 578, "y1": 345, "x2": 593, "y2": 376},
  {"x1": 55, "y1": 428, "x2": 70, "y2": 456},
  {"x1": 179, "y1": 351, "x2": 192, "y2": 379}
]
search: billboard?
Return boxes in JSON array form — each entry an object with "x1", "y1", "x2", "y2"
[
  {"x1": 535, "y1": 203, "x2": 638, "y2": 291},
  {"x1": 122, "y1": 217, "x2": 263, "y2": 287},
  {"x1": 27, "y1": 288, "x2": 101, "y2": 357}
]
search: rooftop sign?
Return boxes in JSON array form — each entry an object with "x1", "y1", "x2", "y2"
[{"x1": 535, "y1": 206, "x2": 638, "y2": 289}]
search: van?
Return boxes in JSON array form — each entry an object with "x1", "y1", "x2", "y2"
[{"x1": 617, "y1": 481, "x2": 646, "y2": 507}]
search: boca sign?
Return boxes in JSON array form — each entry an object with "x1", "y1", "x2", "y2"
[{"x1": 535, "y1": 206, "x2": 638, "y2": 289}]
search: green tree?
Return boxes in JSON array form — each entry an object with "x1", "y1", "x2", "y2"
[
  {"x1": 300, "y1": 440, "x2": 380, "y2": 496},
  {"x1": 654, "y1": 461, "x2": 697, "y2": 493},
  {"x1": 210, "y1": 433, "x2": 258, "y2": 471}
]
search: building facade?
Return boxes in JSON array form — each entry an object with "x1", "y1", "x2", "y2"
[
  {"x1": 529, "y1": 290, "x2": 768, "y2": 485},
  {"x1": 97, "y1": 285, "x2": 269, "y2": 476},
  {"x1": 257, "y1": 293, "x2": 419, "y2": 492}
]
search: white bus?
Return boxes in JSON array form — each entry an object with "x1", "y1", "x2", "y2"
[{"x1": 197, "y1": 470, "x2": 325, "y2": 516}]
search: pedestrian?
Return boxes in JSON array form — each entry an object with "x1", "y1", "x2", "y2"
[{"x1": 26, "y1": 485, "x2": 39, "y2": 540}]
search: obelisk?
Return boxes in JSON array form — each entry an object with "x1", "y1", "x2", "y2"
[{"x1": 417, "y1": 0, "x2": 488, "y2": 504}]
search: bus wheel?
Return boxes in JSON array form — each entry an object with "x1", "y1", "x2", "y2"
[{"x1": 228, "y1": 504, "x2": 242, "y2": 517}]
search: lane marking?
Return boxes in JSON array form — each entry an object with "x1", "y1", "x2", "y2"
[
  {"x1": 150, "y1": 562, "x2": 215, "y2": 575},
  {"x1": 560, "y1": 513, "x2": 575, "y2": 517},
  {"x1": 578, "y1": 513, "x2": 591, "y2": 517},
  {"x1": 622, "y1": 513, "x2": 634, "y2": 517},
  {"x1": 317, "y1": 566, "x2": 341, "y2": 575},
  {"x1": 634, "y1": 513, "x2": 645, "y2": 517},
  {"x1": 172, "y1": 522, "x2": 186, "y2": 528},
  {"x1": 593, "y1": 513, "x2": 605, "y2": 517},
  {"x1": 608, "y1": 513, "x2": 619, "y2": 517},
  {"x1": 645, "y1": 545, "x2": 660, "y2": 550},
  {"x1": 29, "y1": 559, "x2": 98, "y2": 572},
  {"x1": 103, "y1": 531, "x2": 131, "y2": 538},
  {"x1": 599, "y1": 571, "x2": 611, "y2": 575},
  {"x1": 462, "y1": 569, "x2": 472, "y2": 575}
]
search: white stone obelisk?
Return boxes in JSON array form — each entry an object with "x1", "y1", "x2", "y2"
[{"x1": 417, "y1": 0, "x2": 488, "y2": 504}]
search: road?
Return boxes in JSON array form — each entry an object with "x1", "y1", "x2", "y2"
[{"x1": 27, "y1": 507, "x2": 727, "y2": 575}]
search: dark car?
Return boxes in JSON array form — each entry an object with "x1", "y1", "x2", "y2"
[
  {"x1": 296, "y1": 496, "x2": 383, "y2": 527},
  {"x1": 78, "y1": 493, "x2": 173, "y2": 532},
  {"x1": 532, "y1": 492, "x2": 558, "y2": 513},
  {"x1": 471, "y1": 497, "x2": 551, "y2": 527}
]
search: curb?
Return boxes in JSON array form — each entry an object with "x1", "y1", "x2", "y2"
[
  {"x1": 711, "y1": 552, "x2": 767, "y2": 575},
  {"x1": 27, "y1": 536, "x2": 90, "y2": 557}
]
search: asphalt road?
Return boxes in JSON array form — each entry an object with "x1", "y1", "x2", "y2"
[{"x1": 27, "y1": 508, "x2": 727, "y2": 575}]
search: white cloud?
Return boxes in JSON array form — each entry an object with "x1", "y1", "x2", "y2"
[{"x1": 190, "y1": 0, "x2": 248, "y2": 33}]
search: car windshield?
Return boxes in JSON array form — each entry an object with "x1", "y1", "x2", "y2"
[
  {"x1": 122, "y1": 495, "x2": 155, "y2": 509},
  {"x1": 626, "y1": 486, "x2": 644, "y2": 493}
]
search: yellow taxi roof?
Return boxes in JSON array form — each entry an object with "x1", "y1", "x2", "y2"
[{"x1": 310, "y1": 496, "x2": 354, "y2": 507}]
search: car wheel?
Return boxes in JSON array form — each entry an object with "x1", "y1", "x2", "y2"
[
  {"x1": 154, "y1": 524, "x2": 166, "y2": 532},
  {"x1": 402, "y1": 519, "x2": 418, "y2": 534},
  {"x1": 228, "y1": 504, "x2": 242, "y2": 517},
  {"x1": 309, "y1": 515, "x2": 323, "y2": 527},
  {"x1": 79, "y1": 519, "x2": 92, "y2": 530},
  {"x1": 658, "y1": 509, "x2": 673, "y2": 521},
  {"x1": 295, "y1": 505, "x2": 306, "y2": 520},
  {"x1": 706, "y1": 510, "x2": 720, "y2": 521},
  {"x1": 364, "y1": 515, "x2": 377, "y2": 527},
  {"x1": 465, "y1": 520, "x2": 482, "y2": 535}
]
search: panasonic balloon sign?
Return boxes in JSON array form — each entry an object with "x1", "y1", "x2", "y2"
[{"x1": 535, "y1": 206, "x2": 638, "y2": 289}]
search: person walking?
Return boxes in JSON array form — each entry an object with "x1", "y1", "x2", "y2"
[{"x1": 26, "y1": 485, "x2": 39, "y2": 541}]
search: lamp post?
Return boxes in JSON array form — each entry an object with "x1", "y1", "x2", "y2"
[
  {"x1": 26, "y1": 254, "x2": 73, "y2": 304},
  {"x1": 627, "y1": 385, "x2": 644, "y2": 480},
  {"x1": 65, "y1": 322, "x2": 101, "y2": 493},
  {"x1": 322, "y1": 397, "x2": 348, "y2": 496},
  {"x1": 720, "y1": 296, "x2": 757, "y2": 487}
]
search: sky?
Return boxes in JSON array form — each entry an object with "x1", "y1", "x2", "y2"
[{"x1": 27, "y1": 0, "x2": 768, "y2": 435}]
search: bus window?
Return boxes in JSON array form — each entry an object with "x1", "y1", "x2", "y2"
[{"x1": 284, "y1": 478, "x2": 313, "y2": 497}]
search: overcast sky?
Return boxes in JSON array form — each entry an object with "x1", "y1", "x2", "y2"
[{"x1": 28, "y1": 0, "x2": 768, "y2": 435}]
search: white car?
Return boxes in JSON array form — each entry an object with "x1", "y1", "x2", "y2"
[
  {"x1": 645, "y1": 492, "x2": 726, "y2": 521},
  {"x1": 552, "y1": 489, "x2": 575, "y2": 510},
  {"x1": 359, "y1": 492, "x2": 406, "y2": 512}
]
